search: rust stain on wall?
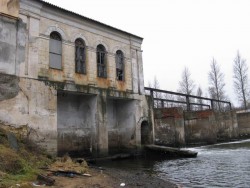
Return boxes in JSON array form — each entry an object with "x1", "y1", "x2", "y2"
[
  {"x1": 154, "y1": 107, "x2": 183, "y2": 119},
  {"x1": 196, "y1": 110, "x2": 214, "y2": 119},
  {"x1": 96, "y1": 77, "x2": 111, "y2": 88},
  {"x1": 185, "y1": 110, "x2": 214, "y2": 120},
  {"x1": 74, "y1": 73, "x2": 88, "y2": 85},
  {"x1": 116, "y1": 80, "x2": 126, "y2": 92}
]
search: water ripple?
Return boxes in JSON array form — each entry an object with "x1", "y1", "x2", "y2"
[{"x1": 155, "y1": 140, "x2": 250, "y2": 188}]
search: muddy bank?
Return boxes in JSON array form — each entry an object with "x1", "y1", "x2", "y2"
[
  {"x1": 103, "y1": 167, "x2": 178, "y2": 188},
  {"x1": 41, "y1": 166, "x2": 178, "y2": 188}
]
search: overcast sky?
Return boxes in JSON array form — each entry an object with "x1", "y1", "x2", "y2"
[{"x1": 47, "y1": 0, "x2": 250, "y2": 106}]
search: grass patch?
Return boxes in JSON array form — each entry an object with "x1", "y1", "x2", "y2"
[{"x1": 0, "y1": 128, "x2": 52, "y2": 187}]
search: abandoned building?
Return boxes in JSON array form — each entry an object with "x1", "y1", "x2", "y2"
[
  {"x1": 2, "y1": 0, "x2": 250, "y2": 159},
  {"x1": 0, "y1": 0, "x2": 153, "y2": 157}
]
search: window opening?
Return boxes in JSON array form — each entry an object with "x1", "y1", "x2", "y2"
[
  {"x1": 116, "y1": 50, "x2": 124, "y2": 81},
  {"x1": 97, "y1": 44, "x2": 107, "y2": 78},
  {"x1": 49, "y1": 32, "x2": 62, "y2": 69},
  {"x1": 75, "y1": 38, "x2": 86, "y2": 74}
]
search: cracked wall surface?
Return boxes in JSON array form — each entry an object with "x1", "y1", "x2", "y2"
[{"x1": 0, "y1": 0, "x2": 151, "y2": 157}]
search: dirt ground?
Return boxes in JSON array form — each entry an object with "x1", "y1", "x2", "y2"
[
  {"x1": 0, "y1": 127, "x2": 178, "y2": 188},
  {"x1": 39, "y1": 167, "x2": 178, "y2": 188}
]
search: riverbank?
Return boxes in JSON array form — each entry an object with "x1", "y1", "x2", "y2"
[
  {"x1": 40, "y1": 166, "x2": 178, "y2": 188},
  {"x1": 0, "y1": 126, "x2": 178, "y2": 188}
]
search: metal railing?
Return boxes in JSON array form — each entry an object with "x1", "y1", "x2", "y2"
[{"x1": 144, "y1": 87, "x2": 232, "y2": 111}]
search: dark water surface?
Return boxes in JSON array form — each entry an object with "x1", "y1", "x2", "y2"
[
  {"x1": 156, "y1": 139, "x2": 250, "y2": 188},
  {"x1": 97, "y1": 139, "x2": 250, "y2": 188}
]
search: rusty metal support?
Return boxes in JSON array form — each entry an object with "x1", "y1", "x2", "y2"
[
  {"x1": 211, "y1": 99, "x2": 214, "y2": 110},
  {"x1": 186, "y1": 96, "x2": 190, "y2": 111},
  {"x1": 161, "y1": 100, "x2": 164, "y2": 108}
]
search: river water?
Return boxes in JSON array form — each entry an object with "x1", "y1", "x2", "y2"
[
  {"x1": 155, "y1": 139, "x2": 250, "y2": 188},
  {"x1": 98, "y1": 139, "x2": 250, "y2": 188}
]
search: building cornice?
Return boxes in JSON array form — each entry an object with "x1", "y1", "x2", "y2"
[{"x1": 34, "y1": 0, "x2": 143, "y2": 41}]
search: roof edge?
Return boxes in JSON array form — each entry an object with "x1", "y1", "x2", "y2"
[{"x1": 38, "y1": 0, "x2": 143, "y2": 40}]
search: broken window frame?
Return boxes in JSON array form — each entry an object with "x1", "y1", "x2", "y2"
[
  {"x1": 116, "y1": 50, "x2": 124, "y2": 81},
  {"x1": 49, "y1": 32, "x2": 62, "y2": 70},
  {"x1": 96, "y1": 44, "x2": 107, "y2": 78},
  {"x1": 75, "y1": 38, "x2": 86, "y2": 74}
]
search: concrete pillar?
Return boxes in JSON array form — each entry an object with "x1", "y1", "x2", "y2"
[
  {"x1": 27, "y1": 16, "x2": 40, "y2": 78},
  {"x1": 96, "y1": 94, "x2": 108, "y2": 156},
  {"x1": 87, "y1": 48, "x2": 97, "y2": 85},
  {"x1": 131, "y1": 49, "x2": 139, "y2": 93},
  {"x1": 136, "y1": 50, "x2": 145, "y2": 95},
  {"x1": 107, "y1": 53, "x2": 115, "y2": 87}
]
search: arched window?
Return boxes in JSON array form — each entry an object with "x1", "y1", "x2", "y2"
[
  {"x1": 96, "y1": 44, "x2": 107, "y2": 78},
  {"x1": 116, "y1": 50, "x2": 124, "y2": 81},
  {"x1": 75, "y1": 38, "x2": 86, "y2": 74},
  {"x1": 49, "y1": 32, "x2": 62, "y2": 69}
]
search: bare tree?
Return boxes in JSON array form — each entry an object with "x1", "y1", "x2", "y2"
[
  {"x1": 208, "y1": 58, "x2": 226, "y2": 111},
  {"x1": 178, "y1": 67, "x2": 195, "y2": 95},
  {"x1": 147, "y1": 80, "x2": 152, "y2": 88},
  {"x1": 178, "y1": 67, "x2": 195, "y2": 110},
  {"x1": 163, "y1": 93, "x2": 176, "y2": 107},
  {"x1": 196, "y1": 86, "x2": 203, "y2": 110},
  {"x1": 152, "y1": 76, "x2": 160, "y2": 90},
  {"x1": 233, "y1": 51, "x2": 249, "y2": 110}
]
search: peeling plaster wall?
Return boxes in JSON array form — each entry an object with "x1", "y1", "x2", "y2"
[
  {"x1": 0, "y1": 73, "x2": 19, "y2": 101},
  {"x1": 107, "y1": 99, "x2": 137, "y2": 154},
  {"x1": 0, "y1": 78, "x2": 57, "y2": 154},
  {"x1": 57, "y1": 93, "x2": 97, "y2": 157},
  {"x1": 0, "y1": 16, "x2": 16, "y2": 74},
  {"x1": 0, "y1": 0, "x2": 150, "y2": 157},
  {"x1": 0, "y1": 14, "x2": 26, "y2": 75}
]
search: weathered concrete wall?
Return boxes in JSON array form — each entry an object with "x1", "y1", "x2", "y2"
[
  {"x1": 153, "y1": 108, "x2": 240, "y2": 146},
  {"x1": 0, "y1": 78, "x2": 57, "y2": 154},
  {"x1": 215, "y1": 111, "x2": 238, "y2": 141},
  {"x1": 0, "y1": 15, "x2": 26, "y2": 75},
  {"x1": 18, "y1": 0, "x2": 144, "y2": 94},
  {"x1": 184, "y1": 110, "x2": 217, "y2": 145},
  {"x1": 0, "y1": 0, "x2": 150, "y2": 158},
  {"x1": 0, "y1": 73, "x2": 19, "y2": 101},
  {"x1": 107, "y1": 99, "x2": 137, "y2": 154},
  {"x1": 140, "y1": 95, "x2": 154, "y2": 146},
  {"x1": 154, "y1": 108, "x2": 185, "y2": 147},
  {"x1": 57, "y1": 93, "x2": 97, "y2": 157},
  {"x1": 0, "y1": 16, "x2": 16, "y2": 74},
  {"x1": 185, "y1": 110, "x2": 238, "y2": 145},
  {"x1": 237, "y1": 112, "x2": 250, "y2": 138}
]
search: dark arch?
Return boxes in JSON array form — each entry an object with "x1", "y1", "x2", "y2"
[
  {"x1": 97, "y1": 44, "x2": 105, "y2": 52},
  {"x1": 50, "y1": 31, "x2": 61, "y2": 41},
  {"x1": 75, "y1": 38, "x2": 85, "y2": 47},
  {"x1": 141, "y1": 121, "x2": 151, "y2": 145}
]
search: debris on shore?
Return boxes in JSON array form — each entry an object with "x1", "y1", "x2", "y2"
[{"x1": 49, "y1": 155, "x2": 89, "y2": 175}]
